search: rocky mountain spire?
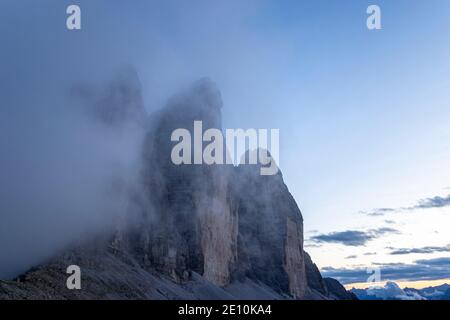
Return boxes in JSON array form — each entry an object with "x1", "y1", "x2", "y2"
[{"x1": 0, "y1": 75, "x2": 355, "y2": 300}]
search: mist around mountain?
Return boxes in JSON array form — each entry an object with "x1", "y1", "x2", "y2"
[
  {"x1": 0, "y1": 70, "x2": 355, "y2": 300},
  {"x1": 351, "y1": 282, "x2": 450, "y2": 300}
]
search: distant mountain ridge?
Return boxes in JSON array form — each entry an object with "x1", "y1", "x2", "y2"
[{"x1": 351, "y1": 281, "x2": 450, "y2": 300}]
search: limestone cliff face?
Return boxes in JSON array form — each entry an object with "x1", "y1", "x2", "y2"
[
  {"x1": 304, "y1": 251, "x2": 328, "y2": 297},
  {"x1": 285, "y1": 217, "x2": 307, "y2": 297},
  {"x1": 127, "y1": 79, "x2": 239, "y2": 286},
  {"x1": 0, "y1": 75, "x2": 354, "y2": 300},
  {"x1": 303, "y1": 252, "x2": 358, "y2": 300},
  {"x1": 232, "y1": 163, "x2": 306, "y2": 298},
  {"x1": 134, "y1": 78, "x2": 308, "y2": 297}
]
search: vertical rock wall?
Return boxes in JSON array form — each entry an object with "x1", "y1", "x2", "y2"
[{"x1": 129, "y1": 78, "x2": 308, "y2": 297}]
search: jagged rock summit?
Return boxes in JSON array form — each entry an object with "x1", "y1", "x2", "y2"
[{"x1": 0, "y1": 75, "x2": 355, "y2": 300}]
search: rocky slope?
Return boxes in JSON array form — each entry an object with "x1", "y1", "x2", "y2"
[{"x1": 0, "y1": 74, "x2": 355, "y2": 300}]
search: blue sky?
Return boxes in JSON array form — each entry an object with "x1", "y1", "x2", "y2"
[{"x1": 1, "y1": 0, "x2": 450, "y2": 285}]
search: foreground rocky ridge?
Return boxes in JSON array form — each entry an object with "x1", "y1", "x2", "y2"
[{"x1": 0, "y1": 74, "x2": 355, "y2": 300}]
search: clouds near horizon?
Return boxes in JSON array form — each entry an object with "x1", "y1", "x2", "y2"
[
  {"x1": 389, "y1": 244, "x2": 450, "y2": 255},
  {"x1": 361, "y1": 193, "x2": 450, "y2": 216},
  {"x1": 322, "y1": 257, "x2": 450, "y2": 284},
  {"x1": 309, "y1": 227, "x2": 400, "y2": 247}
]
